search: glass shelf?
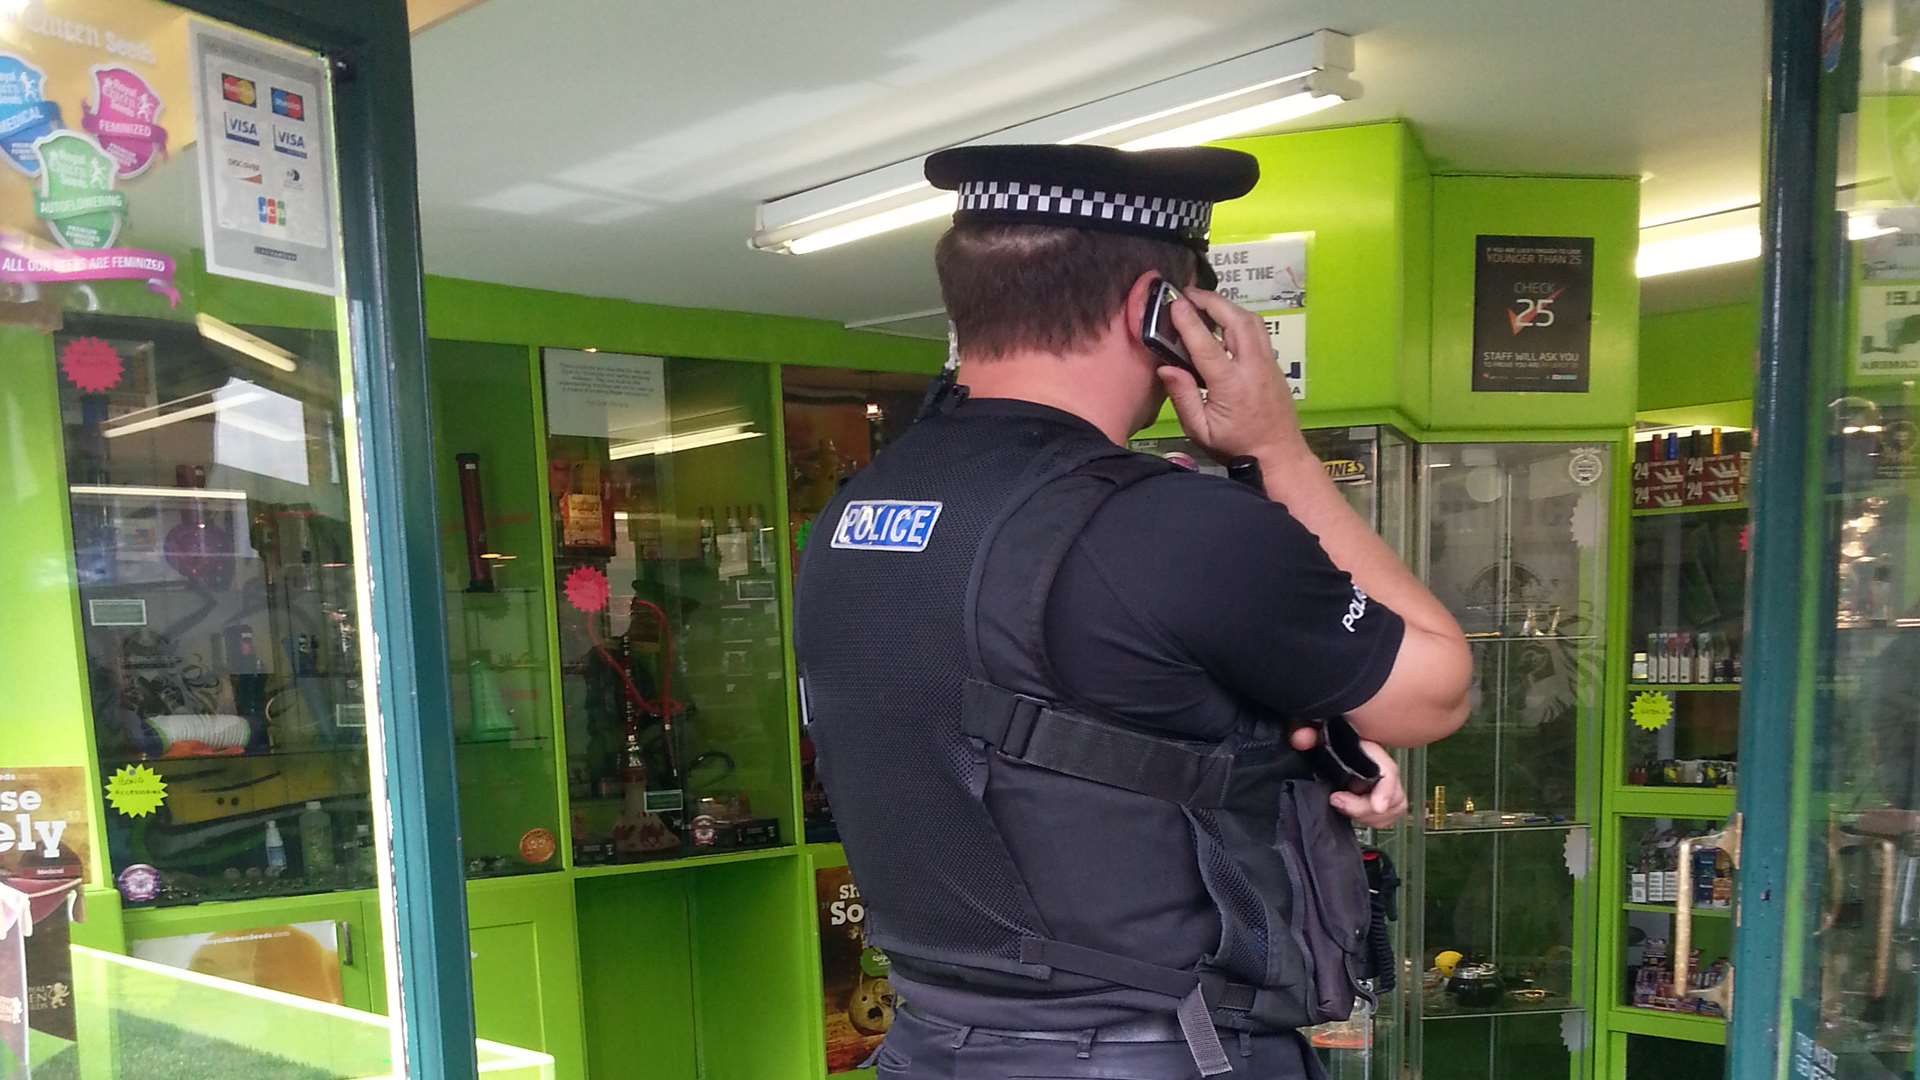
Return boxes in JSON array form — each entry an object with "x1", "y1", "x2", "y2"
[
  {"x1": 1421, "y1": 996, "x2": 1582, "y2": 1020},
  {"x1": 1627, "y1": 683, "x2": 1742, "y2": 692},
  {"x1": 1424, "y1": 821, "x2": 1586, "y2": 836}
]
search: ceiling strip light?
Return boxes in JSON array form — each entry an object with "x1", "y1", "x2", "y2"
[
  {"x1": 69, "y1": 484, "x2": 249, "y2": 501},
  {"x1": 104, "y1": 391, "x2": 265, "y2": 438},
  {"x1": 1638, "y1": 204, "x2": 1898, "y2": 278},
  {"x1": 752, "y1": 30, "x2": 1359, "y2": 255},
  {"x1": 609, "y1": 425, "x2": 765, "y2": 460},
  {"x1": 196, "y1": 313, "x2": 299, "y2": 373}
]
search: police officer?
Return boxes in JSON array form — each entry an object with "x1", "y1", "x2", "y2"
[{"x1": 795, "y1": 144, "x2": 1471, "y2": 1079}]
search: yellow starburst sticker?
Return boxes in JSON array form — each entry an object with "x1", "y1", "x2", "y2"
[
  {"x1": 105, "y1": 764, "x2": 167, "y2": 818},
  {"x1": 1631, "y1": 691, "x2": 1675, "y2": 732}
]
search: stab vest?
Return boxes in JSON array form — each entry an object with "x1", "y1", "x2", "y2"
[{"x1": 794, "y1": 405, "x2": 1376, "y2": 1076}]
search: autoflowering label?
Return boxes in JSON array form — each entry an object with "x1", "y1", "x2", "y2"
[{"x1": 32, "y1": 131, "x2": 127, "y2": 250}]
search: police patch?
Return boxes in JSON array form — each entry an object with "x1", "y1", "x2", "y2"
[{"x1": 830, "y1": 500, "x2": 942, "y2": 552}]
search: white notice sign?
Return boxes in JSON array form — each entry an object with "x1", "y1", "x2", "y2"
[
  {"x1": 190, "y1": 21, "x2": 338, "y2": 294},
  {"x1": 1209, "y1": 235, "x2": 1308, "y2": 308},
  {"x1": 542, "y1": 349, "x2": 669, "y2": 440},
  {"x1": 1857, "y1": 283, "x2": 1920, "y2": 378},
  {"x1": 1265, "y1": 313, "x2": 1306, "y2": 400}
]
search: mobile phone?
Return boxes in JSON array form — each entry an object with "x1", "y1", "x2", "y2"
[
  {"x1": 1313, "y1": 715, "x2": 1382, "y2": 795},
  {"x1": 1140, "y1": 277, "x2": 1212, "y2": 388}
]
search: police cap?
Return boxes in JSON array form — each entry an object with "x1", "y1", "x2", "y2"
[{"x1": 924, "y1": 143, "x2": 1260, "y2": 289}]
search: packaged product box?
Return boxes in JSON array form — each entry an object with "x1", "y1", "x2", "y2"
[
  {"x1": 1631, "y1": 461, "x2": 1653, "y2": 510},
  {"x1": 1700, "y1": 452, "x2": 1751, "y2": 504},
  {"x1": 0, "y1": 767, "x2": 91, "y2": 1067},
  {"x1": 1646, "y1": 460, "x2": 1686, "y2": 508},
  {"x1": 817, "y1": 866, "x2": 892, "y2": 1074}
]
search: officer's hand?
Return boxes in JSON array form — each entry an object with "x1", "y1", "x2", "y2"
[
  {"x1": 1329, "y1": 741, "x2": 1407, "y2": 829},
  {"x1": 1156, "y1": 288, "x2": 1308, "y2": 465}
]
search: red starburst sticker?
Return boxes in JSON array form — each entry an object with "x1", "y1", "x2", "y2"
[
  {"x1": 564, "y1": 565, "x2": 610, "y2": 613},
  {"x1": 1739, "y1": 524, "x2": 1750, "y2": 552},
  {"x1": 60, "y1": 337, "x2": 124, "y2": 393}
]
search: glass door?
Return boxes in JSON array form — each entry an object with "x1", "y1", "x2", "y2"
[
  {"x1": 0, "y1": 1, "x2": 514, "y2": 1076},
  {"x1": 1735, "y1": 1, "x2": 1920, "y2": 1076}
]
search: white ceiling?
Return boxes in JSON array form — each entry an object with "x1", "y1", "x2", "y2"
[{"x1": 409, "y1": 0, "x2": 1767, "y2": 328}]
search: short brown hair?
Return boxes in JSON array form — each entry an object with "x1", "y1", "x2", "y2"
[{"x1": 934, "y1": 223, "x2": 1197, "y2": 360}]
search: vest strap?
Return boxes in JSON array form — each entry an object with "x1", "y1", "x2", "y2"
[
  {"x1": 964, "y1": 678, "x2": 1244, "y2": 807},
  {"x1": 1019, "y1": 937, "x2": 1250, "y2": 1077}
]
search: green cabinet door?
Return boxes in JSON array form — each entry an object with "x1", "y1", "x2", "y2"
[{"x1": 467, "y1": 874, "x2": 587, "y2": 1080}]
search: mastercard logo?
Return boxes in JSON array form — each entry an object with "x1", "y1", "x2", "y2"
[{"x1": 221, "y1": 73, "x2": 256, "y2": 107}]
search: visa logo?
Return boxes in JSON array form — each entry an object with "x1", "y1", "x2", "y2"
[
  {"x1": 830, "y1": 500, "x2": 942, "y2": 552},
  {"x1": 224, "y1": 112, "x2": 260, "y2": 145},
  {"x1": 273, "y1": 127, "x2": 308, "y2": 158}
]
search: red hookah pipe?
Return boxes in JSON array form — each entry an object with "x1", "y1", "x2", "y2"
[{"x1": 586, "y1": 598, "x2": 681, "y2": 771}]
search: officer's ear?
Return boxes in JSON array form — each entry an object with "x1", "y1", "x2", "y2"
[{"x1": 1122, "y1": 271, "x2": 1160, "y2": 352}]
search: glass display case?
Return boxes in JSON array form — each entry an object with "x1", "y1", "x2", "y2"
[
  {"x1": 1623, "y1": 430, "x2": 1749, "y2": 791},
  {"x1": 543, "y1": 349, "x2": 793, "y2": 865},
  {"x1": 57, "y1": 314, "x2": 377, "y2": 907},
  {"x1": 779, "y1": 367, "x2": 926, "y2": 845},
  {"x1": 1614, "y1": 816, "x2": 1735, "y2": 1020},
  {"x1": 1132, "y1": 424, "x2": 1413, "y2": 1080},
  {"x1": 1409, "y1": 442, "x2": 1609, "y2": 1080},
  {"x1": 430, "y1": 340, "x2": 565, "y2": 878}
]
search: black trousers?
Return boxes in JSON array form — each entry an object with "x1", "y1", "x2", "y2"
[{"x1": 874, "y1": 1006, "x2": 1326, "y2": 1080}]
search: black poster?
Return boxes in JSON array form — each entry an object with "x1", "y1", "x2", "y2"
[{"x1": 1471, "y1": 235, "x2": 1594, "y2": 393}]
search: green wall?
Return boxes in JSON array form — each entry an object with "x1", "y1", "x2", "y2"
[
  {"x1": 1639, "y1": 302, "x2": 1758, "y2": 413},
  {"x1": 1197, "y1": 124, "x2": 1641, "y2": 435},
  {"x1": 1427, "y1": 174, "x2": 1641, "y2": 430},
  {"x1": 1211, "y1": 122, "x2": 1433, "y2": 425}
]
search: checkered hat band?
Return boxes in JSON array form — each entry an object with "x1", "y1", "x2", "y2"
[{"x1": 956, "y1": 180, "x2": 1212, "y2": 238}]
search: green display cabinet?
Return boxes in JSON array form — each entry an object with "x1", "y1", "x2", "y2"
[
  {"x1": 573, "y1": 850, "x2": 815, "y2": 1079},
  {"x1": 1597, "y1": 811, "x2": 1733, "y2": 1071},
  {"x1": 1407, "y1": 440, "x2": 1612, "y2": 1080},
  {"x1": 430, "y1": 340, "x2": 570, "y2": 882},
  {"x1": 542, "y1": 349, "x2": 795, "y2": 869},
  {"x1": 52, "y1": 312, "x2": 380, "y2": 909},
  {"x1": 1593, "y1": 422, "x2": 1749, "y2": 1078},
  {"x1": 467, "y1": 874, "x2": 589, "y2": 1073}
]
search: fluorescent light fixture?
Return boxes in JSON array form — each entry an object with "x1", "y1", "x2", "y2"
[
  {"x1": 196, "y1": 313, "x2": 298, "y2": 373},
  {"x1": 609, "y1": 424, "x2": 764, "y2": 460},
  {"x1": 752, "y1": 30, "x2": 1359, "y2": 255},
  {"x1": 69, "y1": 484, "x2": 248, "y2": 501},
  {"x1": 1638, "y1": 204, "x2": 1897, "y2": 277},
  {"x1": 105, "y1": 390, "x2": 265, "y2": 438}
]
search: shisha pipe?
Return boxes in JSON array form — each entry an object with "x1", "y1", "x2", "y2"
[{"x1": 585, "y1": 597, "x2": 681, "y2": 775}]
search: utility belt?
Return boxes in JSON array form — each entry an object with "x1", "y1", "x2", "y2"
[{"x1": 950, "y1": 678, "x2": 1399, "y2": 1077}]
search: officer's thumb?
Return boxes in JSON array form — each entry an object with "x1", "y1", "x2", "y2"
[{"x1": 1157, "y1": 366, "x2": 1206, "y2": 433}]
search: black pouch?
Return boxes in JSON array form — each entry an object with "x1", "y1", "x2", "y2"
[{"x1": 1277, "y1": 778, "x2": 1373, "y2": 1022}]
